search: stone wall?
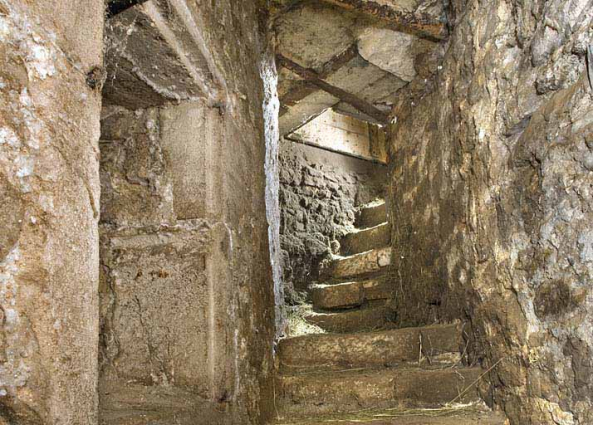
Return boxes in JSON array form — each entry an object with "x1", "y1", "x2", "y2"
[
  {"x1": 280, "y1": 140, "x2": 386, "y2": 302},
  {"x1": 99, "y1": 2, "x2": 277, "y2": 424},
  {"x1": 389, "y1": 0, "x2": 593, "y2": 423},
  {"x1": 0, "y1": 1, "x2": 103, "y2": 423}
]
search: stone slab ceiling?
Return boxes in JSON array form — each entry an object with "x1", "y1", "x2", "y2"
[{"x1": 273, "y1": 0, "x2": 446, "y2": 135}]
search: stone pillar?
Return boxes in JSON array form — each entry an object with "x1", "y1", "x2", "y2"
[{"x1": 0, "y1": 1, "x2": 103, "y2": 423}]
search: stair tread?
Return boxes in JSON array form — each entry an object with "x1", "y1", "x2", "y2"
[
  {"x1": 277, "y1": 365, "x2": 483, "y2": 417},
  {"x1": 279, "y1": 362, "x2": 477, "y2": 377},
  {"x1": 310, "y1": 276, "x2": 393, "y2": 310},
  {"x1": 304, "y1": 302, "x2": 396, "y2": 333},
  {"x1": 340, "y1": 222, "x2": 391, "y2": 256},
  {"x1": 274, "y1": 405, "x2": 506, "y2": 425},
  {"x1": 279, "y1": 323, "x2": 463, "y2": 371},
  {"x1": 356, "y1": 200, "x2": 388, "y2": 229},
  {"x1": 321, "y1": 247, "x2": 391, "y2": 281}
]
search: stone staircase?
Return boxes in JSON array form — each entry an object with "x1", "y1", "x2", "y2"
[{"x1": 274, "y1": 200, "x2": 506, "y2": 424}]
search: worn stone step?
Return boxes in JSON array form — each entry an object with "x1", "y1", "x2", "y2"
[
  {"x1": 276, "y1": 366, "x2": 482, "y2": 418},
  {"x1": 278, "y1": 324, "x2": 463, "y2": 372},
  {"x1": 340, "y1": 222, "x2": 391, "y2": 256},
  {"x1": 304, "y1": 302, "x2": 396, "y2": 333},
  {"x1": 321, "y1": 247, "x2": 391, "y2": 281},
  {"x1": 274, "y1": 406, "x2": 507, "y2": 425},
  {"x1": 356, "y1": 200, "x2": 388, "y2": 229},
  {"x1": 311, "y1": 277, "x2": 393, "y2": 310}
]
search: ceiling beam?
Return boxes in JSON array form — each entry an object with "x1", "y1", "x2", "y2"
[
  {"x1": 106, "y1": 0, "x2": 150, "y2": 18},
  {"x1": 320, "y1": 0, "x2": 447, "y2": 41},
  {"x1": 280, "y1": 44, "x2": 359, "y2": 112},
  {"x1": 277, "y1": 54, "x2": 390, "y2": 125}
]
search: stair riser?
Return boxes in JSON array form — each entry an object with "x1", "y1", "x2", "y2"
[
  {"x1": 279, "y1": 324, "x2": 462, "y2": 371},
  {"x1": 274, "y1": 414, "x2": 506, "y2": 425},
  {"x1": 311, "y1": 278, "x2": 393, "y2": 310},
  {"x1": 311, "y1": 282, "x2": 364, "y2": 309},
  {"x1": 277, "y1": 368, "x2": 482, "y2": 418},
  {"x1": 305, "y1": 304, "x2": 396, "y2": 333},
  {"x1": 321, "y1": 247, "x2": 391, "y2": 281},
  {"x1": 340, "y1": 223, "x2": 391, "y2": 256},
  {"x1": 356, "y1": 203, "x2": 387, "y2": 229}
]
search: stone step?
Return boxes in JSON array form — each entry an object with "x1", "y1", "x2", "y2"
[
  {"x1": 311, "y1": 277, "x2": 393, "y2": 310},
  {"x1": 278, "y1": 324, "x2": 463, "y2": 372},
  {"x1": 356, "y1": 200, "x2": 387, "y2": 229},
  {"x1": 340, "y1": 222, "x2": 391, "y2": 256},
  {"x1": 304, "y1": 302, "x2": 396, "y2": 333},
  {"x1": 321, "y1": 247, "x2": 391, "y2": 281},
  {"x1": 276, "y1": 366, "x2": 482, "y2": 418},
  {"x1": 274, "y1": 406, "x2": 507, "y2": 425}
]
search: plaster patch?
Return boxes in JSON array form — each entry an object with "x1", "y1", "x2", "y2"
[
  {"x1": 0, "y1": 245, "x2": 32, "y2": 393},
  {"x1": 0, "y1": 127, "x2": 21, "y2": 148},
  {"x1": 26, "y1": 42, "x2": 56, "y2": 80},
  {"x1": 0, "y1": 14, "x2": 10, "y2": 41},
  {"x1": 577, "y1": 231, "x2": 593, "y2": 262}
]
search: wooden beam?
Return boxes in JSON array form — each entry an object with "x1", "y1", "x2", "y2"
[
  {"x1": 106, "y1": 0, "x2": 150, "y2": 18},
  {"x1": 280, "y1": 44, "x2": 359, "y2": 111},
  {"x1": 277, "y1": 54, "x2": 390, "y2": 125},
  {"x1": 321, "y1": 0, "x2": 447, "y2": 41}
]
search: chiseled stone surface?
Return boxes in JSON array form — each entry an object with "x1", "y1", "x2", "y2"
[
  {"x1": 311, "y1": 281, "x2": 365, "y2": 309},
  {"x1": 278, "y1": 324, "x2": 462, "y2": 371},
  {"x1": 321, "y1": 247, "x2": 392, "y2": 280},
  {"x1": 304, "y1": 301, "x2": 396, "y2": 333},
  {"x1": 311, "y1": 277, "x2": 394, "y2": 309},
  {"x1": 340, "y1": 222, "x2": 391, "y2": 255},
  {"x1": 0, "y1": 0, "x2": 103, "y2": 422},
  {"x1": 99, "y1": 2, "x2": 278, "y2": 424},
  {"x1": 389, "y1": 0, "x2": 593, "y2": 423},
  {"x1": 99, "y1": 222, "x2": 213, "y2": 394},
  {"x1": 356, "y1": 200, "x2": 388, "y2": 229},
  {"x1": 277, "y1": 366, "x2": 482, "y2": 417},
  {"x1": 274, "y1": 408, "x2": 507, "y2": 425}
]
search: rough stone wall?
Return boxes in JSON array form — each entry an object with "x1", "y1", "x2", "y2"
[
  {"x1": 99, "y1": 2, "x2": 277, "y2": 424},
  {"x1": 0, "y1": 1, "x2": 103, "y2": 423},
  {"x1": 389, "y1": 0, "x2": 593, "y2": 423},
  {"x1": 280, "y1": 141, "x2": 386, "y2": 301}
]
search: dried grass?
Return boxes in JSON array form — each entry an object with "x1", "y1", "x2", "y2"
[
  {"x1": 274, "y1": 402, "x2": 488, "y2": 424},
  {"x1": 284, "y1": 304, "x2": 325, "y2": 337}
]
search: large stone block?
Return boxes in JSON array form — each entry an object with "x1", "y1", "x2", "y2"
[
  {"x1": 0, "y1": 0, "x2": 103, "y2": 422},
  {"x1": 100, "y1": 222, "x2": 212, "y2": 393}
]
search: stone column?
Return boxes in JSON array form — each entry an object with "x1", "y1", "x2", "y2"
[{"x1": 0, "y1": 1, "x2": 103, "y2": 423}]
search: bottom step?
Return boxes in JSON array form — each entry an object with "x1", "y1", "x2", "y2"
[
  {"x1": 277, "y1": 366, "x2": 482, "y2": 417},
  {"x1": 274, "y1": 406, "x2": 507, "y2": 425}
]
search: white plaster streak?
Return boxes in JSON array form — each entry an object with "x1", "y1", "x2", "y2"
[
  {"x1": 203, "y1": 105, "x2": 218, "y2": 400},
  {"x1": 260, "y1": 49, "x2": 285, "y2": 336},
  {"x1": 0, "y1": 245, "x2": 29, "y2": 394},
  {"x1": 142, "y1": 2, "x2": 215, "y2": 103},
  {"x1": 166, "y1": 0, "x2": 228, "y2": 102},
  {"x1": 224, "y1": 222, "x2": 233, "y2": 254},
  {"x1": 233, "y1": 328, "x2": 240, "y2": 402}
]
